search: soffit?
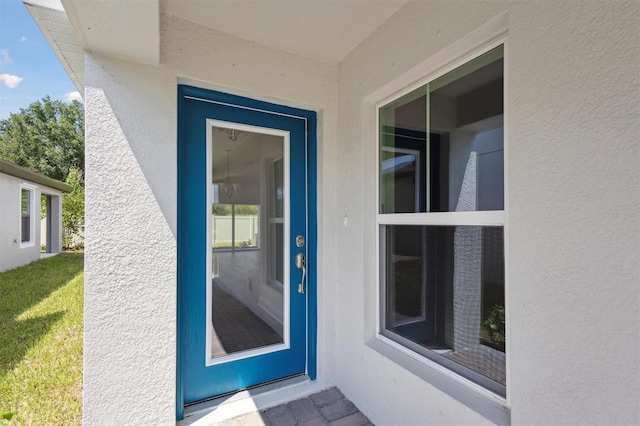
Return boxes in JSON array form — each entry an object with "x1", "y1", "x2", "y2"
[
  {"x1": 161, "y1": 0, "x2": 407, "y2": 65},
  {"x1": 25, "y1": 0, "x2": 407, "y2": 95},
  {"x1": 61, "y1": 0, "x2": 160, "y2": 65},
  {"x1": 24, "y1": 0, "x2": 160, "y2": 95},
  {"x1": 24, "y1": 0, "x2": 85, "y2": 93}
]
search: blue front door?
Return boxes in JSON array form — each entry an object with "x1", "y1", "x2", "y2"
[{"x1": 177, "y1": 86, "x2": 316, "y2": 417}]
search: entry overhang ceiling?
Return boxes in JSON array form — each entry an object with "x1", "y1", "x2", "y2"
[
  {"x1": 24, "y1": 0, "x2": 407, "y2": 95},
  {"x1": 161, "y1": 0, "x2": 407, "y2": 65}
]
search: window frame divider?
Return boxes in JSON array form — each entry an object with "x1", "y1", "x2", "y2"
[{"x1": 377, "y1": 211, "x2": 504, "y2": 226}]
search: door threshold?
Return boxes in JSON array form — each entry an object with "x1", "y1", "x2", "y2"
[{"x1": 180, "y1": 376, "x2": 323, "y2": 425}]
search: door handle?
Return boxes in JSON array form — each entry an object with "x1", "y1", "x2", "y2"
[{"x1": 295, "y1": 252, "x2": 306, "y2": 294}]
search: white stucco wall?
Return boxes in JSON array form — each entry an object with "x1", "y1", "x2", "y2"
[
  {"x1": 0, "y1": 174, "x2": 63, "y2": 272},
  {"x1": 83, "y1": 14, "x2": 338, "y2": 425},
  {"x1": 337, "y1": 1, "x2": 639, "y2": 425},
  {"x1": 0, "y1": 174, "x2": 38, "y2": 271},
  {"x1": 507, "y1": 3, "x2": 639, "y2": 423}
]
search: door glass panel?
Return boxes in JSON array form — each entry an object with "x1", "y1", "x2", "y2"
[{"x1": 209, "y1": 124, "x2": 287, "y2": 361}]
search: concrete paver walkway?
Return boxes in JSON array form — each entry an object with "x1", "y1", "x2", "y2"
[{"x1": 220, "y1": 387, "x2": 372, "y2": 426}]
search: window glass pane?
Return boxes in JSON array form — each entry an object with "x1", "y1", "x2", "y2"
[
  {"x1": 273, "y1": 158, "x2": 284, "y2": 218},
  {"x1": 212, "y1": 204, "x2": 233, "y2": 249},
  {"x1": 211, "y1": 204, "x2": 260, "y2": 249},
  {"x1": 21, "y1": 188, "x2": 30, "y2": 216},
  {"x1": 379, "y1": 46, "x2": 504, "y2": 213},
  {"x1": 381, "y1": 224, "x2": 505, "y2": 393},
  {"x1": 275, "y1": 223, "x2": 284, "y2": 283},
  {"x1": 379, "y1": 87, "x2": 428, "y2": 214},
  {"x1": 233, "y1": 204, "x2": 258, "y2": 248},
  {"x1": 269, "y1": 157, "x2": 285, "y2": 286},
  {"x1": 21, "y1": 188, "x2": 31, "y2": 243}
]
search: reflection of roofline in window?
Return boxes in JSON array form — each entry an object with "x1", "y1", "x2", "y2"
[{"x1": 381, "y1": 155, "x2": 416, "y2": 175}]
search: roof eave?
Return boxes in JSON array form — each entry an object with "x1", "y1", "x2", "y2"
[
  {"x1": 0, "y1": 159, "x2": 74, "y2": 193},
  {"x1": 24, "y1": 0, "x2": 85, "y2": 95},
  {"x1": 23, "y1": 0, "x2": 161, "y2": 97}
]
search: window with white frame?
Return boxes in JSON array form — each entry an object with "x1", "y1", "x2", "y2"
[
  {"x1": 377, "y1": 45, "x2": 505, "y2": 396},
  {"x1": 268, "y1": 157, "x2": 285, "y2": 287},
  {"x1": 20, "y1": 184, "x2": 36, "y2": 247}
]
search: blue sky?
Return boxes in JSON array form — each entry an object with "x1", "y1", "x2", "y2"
[{"x1": 0, "y1": 0, "x2": 79, "y2": 120}]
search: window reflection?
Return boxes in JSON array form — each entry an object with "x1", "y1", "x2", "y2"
[
  {"x1": 379, "y1": 50, "x2": 504, "y2": 214},
  {"x1": 383, "y1": 225, "x2": 506, "y2": 388}
]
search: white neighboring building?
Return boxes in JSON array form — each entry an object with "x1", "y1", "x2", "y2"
[
  {"x1": 25, "y1": 1, "x2": 639, "y2": 425},
  {"x1": 0, "y1": 159, "x2": 72, "y2": 272}
]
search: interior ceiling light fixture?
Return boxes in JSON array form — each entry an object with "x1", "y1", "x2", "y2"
[
  {"x1": 221, "y1": 149, "x2": 240, "y2": 198},
  {"x1": 218, "y1": 127, "x2": 241, "y2": 142}
]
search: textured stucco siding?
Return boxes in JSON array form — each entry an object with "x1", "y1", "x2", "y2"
[
  {"x1": 507, "y1": 2, "x2": 639, "y2": 423},
  {"x1": 0, "y1": 174, "x2": 63, "y2": 272},
  {"x1": 83, "y1": 13, "x2": 338, "y2": 425},
  {"x1": 84, "y1": 59, "x2": 178, "y2": 424},
  {"x1": 336, "y1": 1, "x2": 639, "y2": 425}
]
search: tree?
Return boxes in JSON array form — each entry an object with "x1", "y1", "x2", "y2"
[
  {"x1": 0, "y1": 96, "x2": 84, "y2": 182},
  {"x1": 0, "y1": 97, "x2": 85, "y2": 248},
  {"x1": 62, "y1": 169, "x2": 85, "y2": 249}
]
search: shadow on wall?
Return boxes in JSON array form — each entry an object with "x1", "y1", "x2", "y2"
[
  {"x1": 86, "y1": 70, "x2": 177, "y2": 239},
  {"x1": 0, "y1": 254, "x2": 83, "y2": 380}
]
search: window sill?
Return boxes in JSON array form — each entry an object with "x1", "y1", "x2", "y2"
[
  {"x1": 366, "y1": 335, "x2": 510, "y2": 425},
  {"x1": 20, "y1": 241, "x2": 36, "y2": 249},
  {"x1": 213, "y1": 247, "x2": 260, "y2": 252}
]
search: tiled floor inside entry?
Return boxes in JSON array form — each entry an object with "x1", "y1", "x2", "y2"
[
  {"x1": 219, "y1": 387, "x2": 373, "y2": 426},
  {"x1": 206, "y1": 252, "x2": 372, "y2": 424},
  {"x1": 211, "y1": 279, "x2": 282, "y2": 357}
]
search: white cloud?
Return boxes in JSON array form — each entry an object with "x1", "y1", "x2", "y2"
[
  {"x1": 19, "y1": 36, "x2": 27, "y2": 42},
  {"x1": 0, "y1": 50, "x2": 13, "y2": 64},
  {"x1": 65, "y1": 91, "x2": 83, "y2": 102},
  {"x1": 0, "y1": 74, "x2": 23, "y2": 89}
]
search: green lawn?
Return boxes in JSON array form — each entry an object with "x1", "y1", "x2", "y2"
[{"x1": 0, "y1": 253, "x2": 83, "y2": 425}]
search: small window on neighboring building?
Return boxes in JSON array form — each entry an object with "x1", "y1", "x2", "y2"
[
  {"x1": 20, "y1": 185, "x2": 36, "y2": 246},
  {"x1": 377, "y1": 45, "x2": 505, "y2": 396}
]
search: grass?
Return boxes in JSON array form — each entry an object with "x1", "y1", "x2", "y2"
[{"x1": 0, "y1": 252, "x2": 84, "y2": 425}]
